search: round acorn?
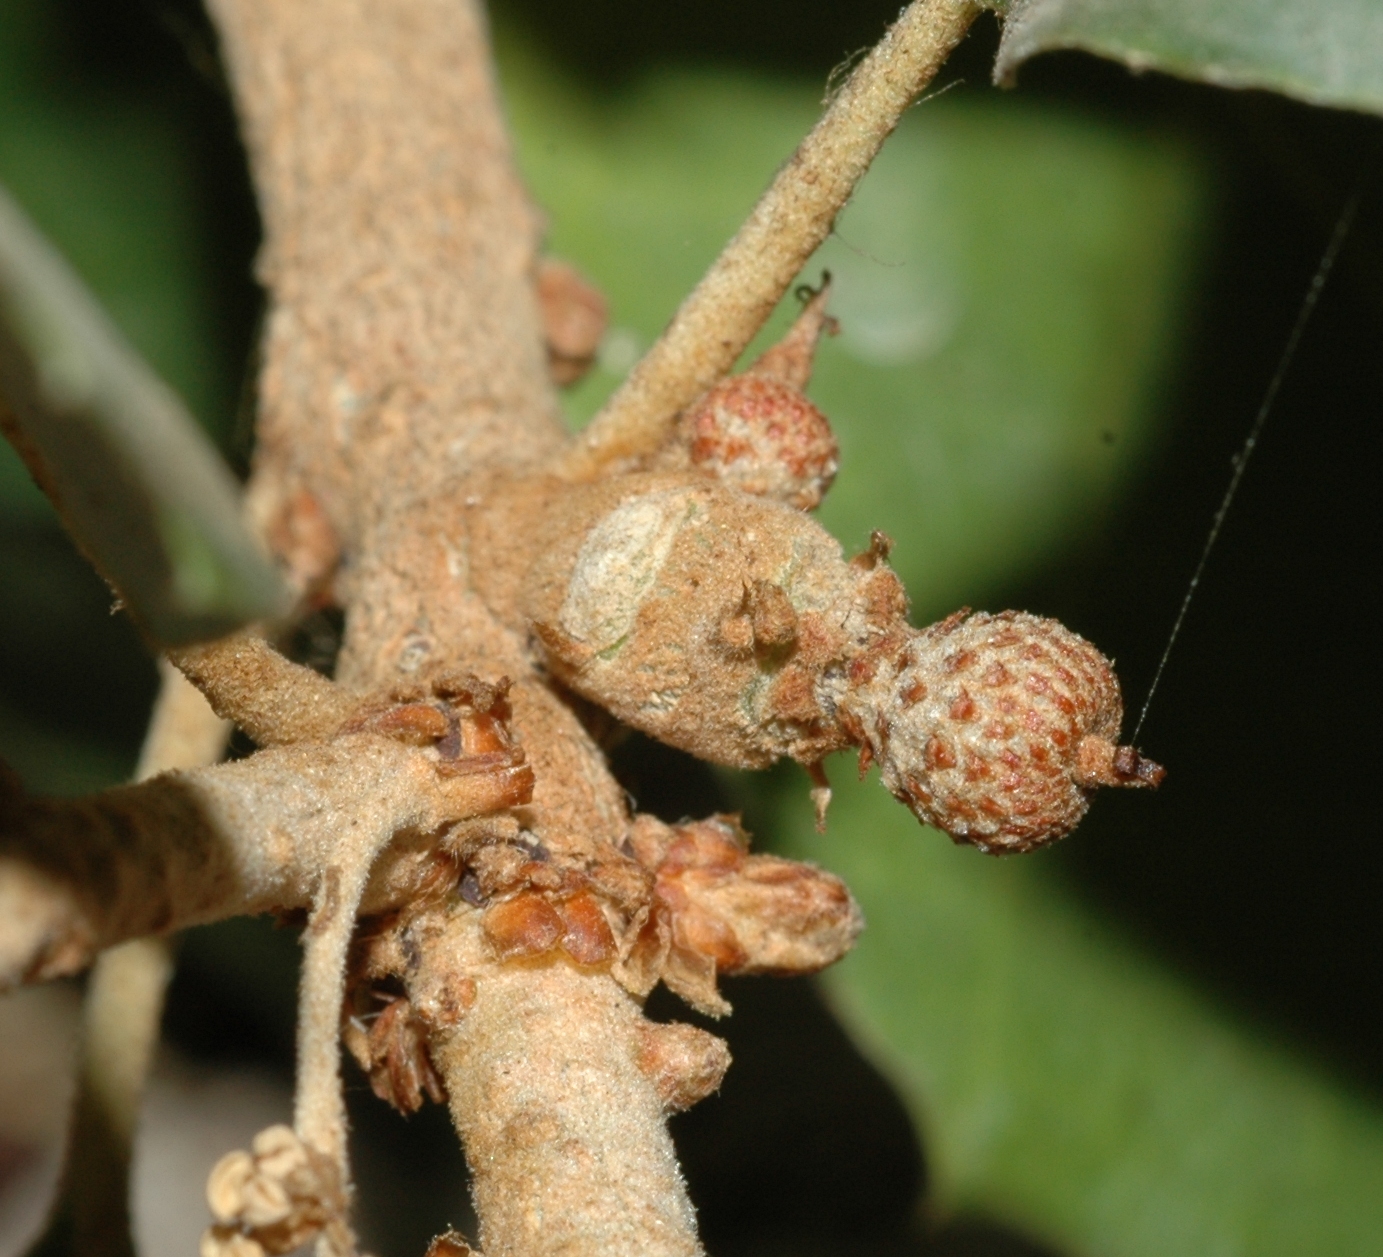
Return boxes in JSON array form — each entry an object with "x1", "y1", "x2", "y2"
[{"x1": 837, "y1": 610, "x2": 1164, "y2": 853}]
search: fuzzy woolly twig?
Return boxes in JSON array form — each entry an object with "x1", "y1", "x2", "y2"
[
  {"x1": 411, "y1": 910, "x2": 704, "y2": 1257},
  {"x1": 170, "y1": 632, "x2": 358, "y2": 747},
  {"x1": 558, "y1": 0, "x2": 982, "y2": 479},
  {"x1": 139, "y1": 659, "x2": 235, "y2": 776}
]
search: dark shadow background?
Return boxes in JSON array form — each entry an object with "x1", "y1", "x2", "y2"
[{"x1": 1, "y1": 2, "x2": 1380, "y2": 1255}]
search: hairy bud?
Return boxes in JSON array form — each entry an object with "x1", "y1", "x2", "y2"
[{"x1": 635, "y1": 1020, "x2": 732, "y2": 1112}]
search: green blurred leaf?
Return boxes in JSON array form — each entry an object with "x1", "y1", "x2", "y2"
[
  {"x1": 0, "y1": 0, "x2": 234, "y2": 437},
  {"x1": 777, "y1": 774, "x2": 1383, "y2": 1256},
  {"x1": 994, "y1": 0, "x2": 1383, "y2": 116},
  {"x1": 0, "y1": 183, "x2": 286, "y2": 645},
  {"x1": 498, "y1": 41, "x2": 1383, "y2": 1256}
]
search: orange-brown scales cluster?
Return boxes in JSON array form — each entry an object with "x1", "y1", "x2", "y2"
[
  {"x1": 465, "y1": 814, "x2": 860, "y2": 1018},
  {"x1": 343, "y1": 671, "x2": 532, "y2": 790},
  {"x1": 344, "y1": 813, "x2": 859, "y2": 1113}
]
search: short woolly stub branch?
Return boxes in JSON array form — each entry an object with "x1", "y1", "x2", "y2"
[{"x1": 558, "y1": 0, "x2": 983, "y2": 479}]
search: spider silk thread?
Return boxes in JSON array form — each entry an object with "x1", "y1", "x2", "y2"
[{"x1": 1131, "y1": 193, "x2": 1360, "y2": 745}]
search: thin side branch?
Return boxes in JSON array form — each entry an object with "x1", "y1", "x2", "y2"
[
  {"x1": 557, "y1": 0, "x2": 982, "y2": 479},
  {"x1": 0, "y1": 736, "x2": 523, "y2": 988},
  {"x1": 294, "y1": 848, "x2": 382, "y2": 1186},
  {"x1": 170, "y1": 632, "x2": 358, "y2": 747},
  {"x1": 137, "y1": 658, "x2": 233, "y2": 775}
]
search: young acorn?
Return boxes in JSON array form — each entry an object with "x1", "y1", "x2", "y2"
[
  {"x1": 517, "y1": 472, "x2": 1161, "y2": 853},
  {"x1": 826, "y1": 607, "x2": 1165, "y2": 852},
  {"x1": 649, "y1": 279, "x2": 839, "y2": 511}
]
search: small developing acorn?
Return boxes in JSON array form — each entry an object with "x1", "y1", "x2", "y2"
[
  {"x1": 655, "y1": 279, "x2": 839, "y2": 511},
  {"x1": 492, "y1": 443, "x2": 1161, "y2": 854},
  {"x1": 831, "y1": 610, "x2": 1164, "y2": 853}
]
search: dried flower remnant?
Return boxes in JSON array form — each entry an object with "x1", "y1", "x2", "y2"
[
  {"x1": 617, "y1": 815, "x2": 863, "y2": 1016},
  {"x1": 425, "y1": 1230, "x2": 480, "y2": 1257},
  {"x1": 343, "y1": 994, "x2": 446, "y2": 1114},
  {"x1": 202, "y1": 1125, "x2": 351, "y2": 1257}
]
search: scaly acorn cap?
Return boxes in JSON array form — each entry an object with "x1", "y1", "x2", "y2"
[{"x1": 837, "y1": 610, "x2": 1164, "y2": 853}]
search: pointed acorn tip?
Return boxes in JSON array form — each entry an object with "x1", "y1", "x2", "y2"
[
  {"x1": 1074, "y1": 736, "x2": 1166, "y2": 790},
  {"x1": 748, "y1": 272, "x2": 836, "y2": 390}
]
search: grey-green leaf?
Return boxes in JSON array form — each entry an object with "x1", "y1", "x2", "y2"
[
  {"x1": 0, "y1": 184, "x2": 287, "y2": 645},
  {"x1": 995, "y1": 0, "x2": 1383, "y2": 116}
]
